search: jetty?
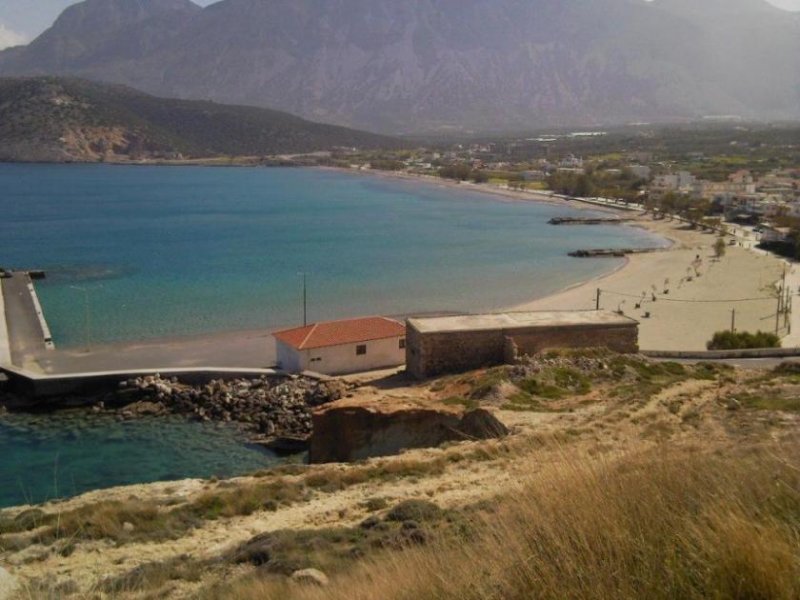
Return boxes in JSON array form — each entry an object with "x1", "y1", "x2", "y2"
[
  {"x1": 0, "y1": 271, "x2": 54, "y2": 368},
  {"x1": 548, "y1": 217, "x2": 631, "y2": 225},
  {"x1": 568, "y1": 248, "x2": 662, "y2": 258}
]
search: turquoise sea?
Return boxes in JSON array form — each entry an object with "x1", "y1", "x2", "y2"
[
  {"x1": 0, "y1": 164, "x2": 663, "y2": 347},
  {"x1": 0, "y1": 412, "x2": 280, "y2": 508},
  {"x1": 0, "y1": 164, "x2": 664, "y2": 508}
]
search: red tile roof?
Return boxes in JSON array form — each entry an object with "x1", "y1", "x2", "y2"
[{"x1": 273, "y1": 316, "x2": 406, "y2": 350}]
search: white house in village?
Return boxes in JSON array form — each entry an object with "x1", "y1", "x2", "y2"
[{"x1": 273, "y1": 316, "x2": 406, "y2": 375}]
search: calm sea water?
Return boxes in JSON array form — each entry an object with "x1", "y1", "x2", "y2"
[
  {"x1": 0, "y1": 164, "x2": 662, "y2": 347},
  {"x1": 0, "y1": 411, "x2": 280, "y2": 508},
  {"x1": 0, "y1": 164, "x2": 663, "y2": 507}
]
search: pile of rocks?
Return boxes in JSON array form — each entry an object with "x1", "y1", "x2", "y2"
[{"x1": 115, "y1": 374, "x2": 348, "y2": 442}]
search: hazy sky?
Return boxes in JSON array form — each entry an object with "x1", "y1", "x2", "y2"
[{"x1": 1, "y1": 0, "x2": 799, "y2": 49}]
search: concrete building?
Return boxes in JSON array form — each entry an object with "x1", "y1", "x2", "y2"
[
  {"x1": 628, "y1": 165, "x2": 652, "y2": 180},
  {"x1": 406, "y1": 311, "x2": 639, "y2": 379},
  {"x1": 274, "y1": 316, "x2": 406, "y2": 375}
]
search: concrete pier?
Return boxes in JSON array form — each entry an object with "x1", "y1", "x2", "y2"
[
  {"x1": 0, "y1": 277, "x2": 11, "y2": 367},
  {"x1": 1, "y1": 272, "x2": 53, "y2": 368}
]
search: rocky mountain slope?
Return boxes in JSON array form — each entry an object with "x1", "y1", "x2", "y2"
[
  {"x1": 0, "y1": 77, "x2": 398, "y2": 162},
  {"x1": 0, "y1": 0, "x2": 798, "y2": 134}
]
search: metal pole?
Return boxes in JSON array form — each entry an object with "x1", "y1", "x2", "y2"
[
  {"x1": 85, "y1": 289, "x2": 90, "y2": 351},
  {"x1": 303, "y1": 272, "x2": 307, "y2": 327},
  {"x1": 596, "y1": 288, "x2": 601, "y2": 311},
  {"x1": 731, "y1": 308, "x2": 735, "y2": 333},
  {"x1": 776, "y1": 286, "x2": 782, "y2": 335}
]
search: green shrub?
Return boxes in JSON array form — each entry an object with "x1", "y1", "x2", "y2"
[{"x1": 707, "y1": 330, "x2": 781, "y2": 350}]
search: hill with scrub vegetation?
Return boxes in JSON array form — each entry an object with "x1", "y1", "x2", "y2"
[
  {"x1": 0, "y1": 77, "x2": 399, "y2": 163},
  {"x1": 1, "y1": 349, "x2": 799, "y2": 598}
]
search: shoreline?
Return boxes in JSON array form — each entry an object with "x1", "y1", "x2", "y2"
[
  {"x1": 15, "y1": 166, "x2": 661, "y2": 373},
  {"x1": 6, "y1": 166, "x2": 785, "y2": 373}
]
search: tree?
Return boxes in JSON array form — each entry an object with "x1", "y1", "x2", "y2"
[
  {"x1": 472, "y1": 170, "x2": 489, "y2": 184},
  {"x1": 574, "y1": 174, "x2": 595, "y2": 198},
  {"x1": 713, "y1": 236, "x2": 727, "y2": 259}
]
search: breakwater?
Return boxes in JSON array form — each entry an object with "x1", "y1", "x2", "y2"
[
  {"x1": 549, "y1": 217, "x2": 631, "y2": 225},
  {"x1": 569, "y1": 248, "x2": 663, "y2": 258}
]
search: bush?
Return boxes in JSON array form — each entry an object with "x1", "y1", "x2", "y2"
[{"x1": 707, "y1": 330, "x2": 781, "y2": 350}]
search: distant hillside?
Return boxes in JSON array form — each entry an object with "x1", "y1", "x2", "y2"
[
  {"x1": 0, "y1": 0, "x2": 798, "y2": 134},
  {"x1": 0, "y1": 77, "x2": 399, "y2": 162}
]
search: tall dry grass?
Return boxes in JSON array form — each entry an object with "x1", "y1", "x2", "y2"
[{"x1": 221, "y1": 442, "x2": 800, "y2": 600}]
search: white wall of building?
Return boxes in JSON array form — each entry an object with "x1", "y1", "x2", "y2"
[
  {"x1": 277, "y1": 336, "x2": 406, "y2": 375},
  {"x1": 277, "y1": 340, "x2": 305, "y2": 373}
]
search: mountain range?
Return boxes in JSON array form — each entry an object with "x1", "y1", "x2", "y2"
[
  {"x1": 0, "y1": 76, "x2": 397, "y2": 162},
  {"x1": 0, "y1": 0, "x2": 798, "y2": 134}
]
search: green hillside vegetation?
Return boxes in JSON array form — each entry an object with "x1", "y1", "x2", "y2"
[{"x1": 0, "y1": 77, "x2": 400, "y2": 162}]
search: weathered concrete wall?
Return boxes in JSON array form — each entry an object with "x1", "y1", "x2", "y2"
[
  {"x1": 309, "y1": 402, "x2": 508, "y2": 463},
  {"x1": 0, "y1": 365, "x2": 283, "y2": 399},
  {"x1": 406, "y1": 325, "x2": 506, "y2": 380},
  {"x1": 510, "y1": 324, "x2": 638, "y2": 357},
  {"x1": 407, "y1": 322, "x2": 638, "y2": 379}
]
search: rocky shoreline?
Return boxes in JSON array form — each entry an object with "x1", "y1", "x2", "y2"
[{"x1": 1, "y1": 374, "x2": 350, "y2": 453}]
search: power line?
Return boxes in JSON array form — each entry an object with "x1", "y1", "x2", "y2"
[{"x1": 599, "y1": 289, "x2": 778, "y2": 304}]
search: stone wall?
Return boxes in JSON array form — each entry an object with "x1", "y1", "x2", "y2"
[
  {"x1": 406, "y1": 325, "x2": 506, "y2": 380},
  {"x1": 407, "y1": 322, "x2": 638, "y2": 379}
]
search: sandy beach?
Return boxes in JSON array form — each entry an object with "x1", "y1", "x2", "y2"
[
  {"x1": 13, "y1": 173, "x2": 793, "y2": 375},
  {"x1": 516, "y1": 217, "x2": 786, "y2": 351},
  {"x1": 334, "y1": 169, "x2": 791, "y2": 351}
]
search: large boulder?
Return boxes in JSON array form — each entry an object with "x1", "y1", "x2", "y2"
[{"x1": 309, "y1": 399, "x2": 508, "y2": 463}]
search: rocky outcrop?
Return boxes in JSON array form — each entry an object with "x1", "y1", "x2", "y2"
[
  {"x1": 309, "y1": 399, "x2": 509, "y2": 463},
  {"x1": 115, "y1": 374, "x2": 347, "y2": 445}
]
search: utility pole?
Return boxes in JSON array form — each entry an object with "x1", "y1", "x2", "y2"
[
  {"x1": 595, "y1": 288, "x2": 601, "y2": 311},
  {"x1": 300, "y1": 272, "x2": 307, "y2": 327},
  {"x1": 776, "y1": 285, "x2": 782, "y2": 335},
  {"x1": 730, "y1": 308, "x2": 735, "y2": 333}
]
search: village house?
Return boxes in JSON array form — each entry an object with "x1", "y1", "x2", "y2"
[
  {"x1": 273, "y1": 316, "x2": 406, "y2": 375},
  {"x1": 692, "y1": 170, "x2": 756, "y2": 200},
  {"x1": 650, "y1": 171, "x2": 696, "y2": 199}
]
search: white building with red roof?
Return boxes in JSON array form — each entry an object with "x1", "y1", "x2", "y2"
[{"x1": 273, "y1": 316, "x2": 406, "y2": 375}]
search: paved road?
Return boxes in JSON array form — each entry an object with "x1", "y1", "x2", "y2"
[{"x1": 1, "y1": 274, "x2": 49, "y2": 369}]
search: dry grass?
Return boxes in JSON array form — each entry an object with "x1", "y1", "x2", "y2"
[
  {"x1": 221, "y1": 442, "x2": 800, "y2": 600},
  {"x1": 0, "y1": 453, "x2": 468, "y2": 551}
]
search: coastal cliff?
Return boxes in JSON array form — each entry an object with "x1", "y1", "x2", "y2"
[{"x1": 309, "y1": 399, "x2": 509, "y2": 463}]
